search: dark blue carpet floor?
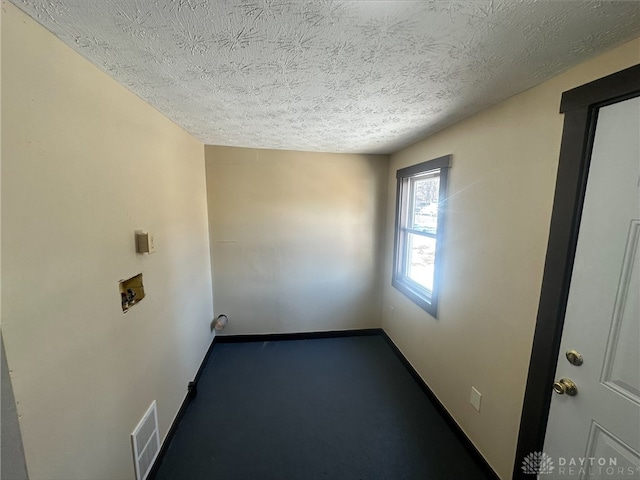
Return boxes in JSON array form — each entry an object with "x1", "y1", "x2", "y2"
[{"x1": 153, "y1": 335, "x2": 491, "y2": 480}]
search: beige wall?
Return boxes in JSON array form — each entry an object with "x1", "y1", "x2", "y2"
[
  {"x1": 382, "y1": 38, "x2": 640, "y2": 479},
  {"x1": 1, "y1": 3, "x2": 214, "y2": 480},
  {"x1": 205, "y1": 146, "x2": 388, "y2": 334}
]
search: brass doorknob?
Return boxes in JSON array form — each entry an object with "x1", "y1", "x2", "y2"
[{"x1": 553, "y1": 378, "x2": 578, "y2": 396}]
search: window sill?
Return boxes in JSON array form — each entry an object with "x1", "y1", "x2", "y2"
[{"x1": 391, "y1": 277, "x2": 438, "y2": 318}]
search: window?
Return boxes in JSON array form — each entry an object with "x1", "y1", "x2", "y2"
[{"x1": 392, "y1": 155, "x2": 451, "y2": 317}]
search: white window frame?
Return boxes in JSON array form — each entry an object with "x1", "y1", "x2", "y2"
[{"x1": 392, "y1": 155, "x2": 451, "y2": 318}]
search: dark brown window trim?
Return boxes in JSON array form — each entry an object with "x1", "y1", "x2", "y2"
[{"x1": 392, "y1": 155, "x2": 451, "y2": 318}]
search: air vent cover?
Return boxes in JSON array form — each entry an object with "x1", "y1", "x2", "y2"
[{"x1": 131, "y1": 401, "x2": 160, "y2": 480}]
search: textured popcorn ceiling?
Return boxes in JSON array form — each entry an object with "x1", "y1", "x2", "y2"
[{"x1": 10, "y1": 1, "x2": 640, "y2": 154}]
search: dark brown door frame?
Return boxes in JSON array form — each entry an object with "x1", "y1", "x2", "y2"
[{"x1": 513, "y1": 63, "x2": 640, "y2": 479}]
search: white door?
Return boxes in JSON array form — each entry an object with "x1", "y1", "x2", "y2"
[{"x1": 542, "y1": 97, "x2": 640, "y2": 479}]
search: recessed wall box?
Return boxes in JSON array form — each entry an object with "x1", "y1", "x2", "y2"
[
  {"x1": 135, "y1": 231, "x2": 156, "y2": 254},
  {"x1": 119, "y1": 273, "x2": 145, "y2": 313}
]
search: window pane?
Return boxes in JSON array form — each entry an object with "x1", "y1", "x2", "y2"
[
  {"x1": 407, "y1": 233, "x2": 436, "y2": 292},
  {"x1": 411, "y1": 174, "x2": 440, "y2": 234}
]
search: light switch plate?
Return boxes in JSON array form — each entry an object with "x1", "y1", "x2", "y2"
[{"x1": 470, "y1": 386, "x2": 482, "y2": 412}]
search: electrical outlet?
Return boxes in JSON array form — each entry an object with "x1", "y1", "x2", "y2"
[
  {"x1": 147, "y1": 233, "x2": 156, "y2": 253},
  {"x1": 470, "y1": 387, "x2": 482, "y2": 412}
]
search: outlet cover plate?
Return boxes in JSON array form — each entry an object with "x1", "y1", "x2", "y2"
[{"x1": 470, "y1": 386, "x2": 482, "y2": 412}]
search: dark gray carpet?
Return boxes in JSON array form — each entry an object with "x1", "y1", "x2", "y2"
[{"x1": 154, "y1": 335, "x2": 491, "y2": 480}]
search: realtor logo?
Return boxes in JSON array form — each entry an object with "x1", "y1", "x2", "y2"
[{"x1": 522, "y1": 451, "x2": 555, "y2": 475}]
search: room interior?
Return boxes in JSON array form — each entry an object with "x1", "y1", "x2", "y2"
[{"x1": 1, "y1": 1, "x2": 639, "y2": 479}]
